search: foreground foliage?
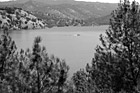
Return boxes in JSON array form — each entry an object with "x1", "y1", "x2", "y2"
[
  {"x1": 84, "y1": 0, "x2": 140, "y2": 93},
  {"x1": 73, "y1": 0, "x2": 140, "y2": 93},
  {"x1": 1, "y1": 0, "x2": 140, "y2": 93},
  {"x1": 0, "y1": 28, "x2": 69, "y2": 93}
]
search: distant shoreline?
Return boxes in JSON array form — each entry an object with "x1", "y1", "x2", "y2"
[
  {"x1": 8, "y1": 25, "x2": 109, "y2": 33},
  {"x1": 0, "y1": 25, "x2": 109, "y2": 32}
]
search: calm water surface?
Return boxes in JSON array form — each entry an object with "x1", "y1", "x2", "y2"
[{"x1": 6, "y1": 26, "x2": 108, "y2": 77}]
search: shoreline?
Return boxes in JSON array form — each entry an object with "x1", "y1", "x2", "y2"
[
  {"x1": 5, "y1": 25, "x2": 109, "y2": 32},
  {"x1": 0, "y1": 25, "x2": 109, "y2": 32}
]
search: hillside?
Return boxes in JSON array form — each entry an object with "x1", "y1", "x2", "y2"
[
  {"x1": 0, "y1": 0, "x2": 118, "y2": 27},
  {"x1": 86, "y1": 15, "x2": 111, "y2": 25},
  {"x1": 0, "y1": 7, "x2": 46, "y2": 31}
]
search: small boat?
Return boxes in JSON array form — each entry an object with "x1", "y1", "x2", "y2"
[{"x1": 74, "y1": 34, "x2": 80, "y2": 36}]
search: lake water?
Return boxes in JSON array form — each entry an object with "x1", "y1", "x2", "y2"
[{"x1": 3, "y1": 25, "x2": 108, "y2": 77}]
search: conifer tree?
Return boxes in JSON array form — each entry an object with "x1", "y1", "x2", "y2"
[
  {"x1": 0, "y1": 24, "x2": 17, "y2": 92},
  {"x1": 87, "y1": 0, "x2": 140, "y2": 92},
  {"x1": 0, "y1": 24, "x2": 69, "y2": 93},
  {"x1": 72, "y1": 69, "x2": 94, "y2": 93},
  {"x1": 17, "y1": 37, "x2": 69, "y2": 93}
]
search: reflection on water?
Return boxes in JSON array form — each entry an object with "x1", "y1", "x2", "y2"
[{"x1": 1, "y1": 26, "x2": 108, "y2": 77}]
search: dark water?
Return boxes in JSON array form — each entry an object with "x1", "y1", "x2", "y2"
[{"x1": 3, "y1": 25, "x2": 108, "y2": 77}]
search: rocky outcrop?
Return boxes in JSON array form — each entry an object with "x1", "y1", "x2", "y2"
[{"x1": 0, "y1": 7, "x2": 46, "y2": 31}]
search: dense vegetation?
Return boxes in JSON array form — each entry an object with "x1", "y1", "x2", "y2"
[
  {"x1": 0, "y1": 7, "x2": 46, "y2": 31},
  {"x1": 0, "y1": 27, "x2": 70, "y2": 93},
  {"x1": 74, "y1": 0, "x2": 140, "y2": 93},
  {"x1": 1, "y1": 0, "x2": 140, "y2": 93},
  {"x1": 0, "y1": 7, "x2": 87, "y2": 30}
]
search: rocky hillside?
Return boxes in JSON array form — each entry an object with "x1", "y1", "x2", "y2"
[
  {"x1": 0, "y1": 0, "x2": 118, "y2": 26},
  {"x1": 0, "y1": 7, "x2": 46, "y2": 31}
]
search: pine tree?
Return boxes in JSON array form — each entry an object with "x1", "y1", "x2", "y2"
[
  {"x1": 0, "y1": 24, "x2": 17, "y2": 92},
  {"x1": 0, "y1": 24, "x2": 69, "y2": 93},
  {"x1": 17, "y1": 37, "x2": 69, "y2": 93},
  {"x1": 72, "y1": 69, "x2": 94, "y2": 93},
  {"x1": 87, "y1": 0, "x2": 140, "y2": 92}
]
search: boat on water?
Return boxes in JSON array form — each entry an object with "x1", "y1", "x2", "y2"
[{"x1": 74, "y1": 34, "x2": 80, "y2": 36}]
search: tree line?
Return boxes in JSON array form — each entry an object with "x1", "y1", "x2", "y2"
[{"x1": 1, "y1": 0, "x2": 140, "y2": 93}]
